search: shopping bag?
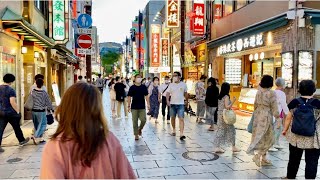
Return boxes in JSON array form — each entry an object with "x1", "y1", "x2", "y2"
[{"x1": 24, "y1": 93, "x2": 33, "y2": 110}]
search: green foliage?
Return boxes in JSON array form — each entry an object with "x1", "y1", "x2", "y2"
[{"x1": 101, "y1": 52, "x2": 121, "y2": 74}]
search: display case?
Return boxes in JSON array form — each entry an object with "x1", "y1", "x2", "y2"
[
  {"x1": 238, "y1": 88, "x2": 258, "y2": 112},
  {"x1": 281, "y1": 52, "x2": 293, "y2": 88},
  {"x1": 298, "y1": 51, "x2": 313, "y2": 82},
  {"x1": 225, "y1": 58, "x2": 242, "y2": 84}
]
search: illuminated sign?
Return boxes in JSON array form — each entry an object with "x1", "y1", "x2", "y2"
[
  {"x1": 161, "y1": 38, "x2": 169, "y2": 67},
  {"x1": 51, "y1": 0, "x2": 66, "y2": 41},
  {"x1": 151, "y1": 24, "x2": 160, "y2": 67},
  {"x1": 217, "y1": 33, "x2": 264, "y2": 56},
  {"x1": 166, "y1": 0, "x2": 180, "y2": 28},
  {"x1": 193, "y1": 2, "x2": 205, "y2": 36}
]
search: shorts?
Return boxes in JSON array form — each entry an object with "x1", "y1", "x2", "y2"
[{"x1": 170, "y1": 104, "x2": 185, "y2": 118}]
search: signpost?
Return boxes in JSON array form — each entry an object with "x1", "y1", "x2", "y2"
[
  {"x1": 77, "y1": 34, "x2": 92, "y2": 49},
  {"x1": 77, "y1": 14, "x2": 93, "y2": 28},
  {"x1": 76, "y1": 28, "x2": 93, "y2": 34}
]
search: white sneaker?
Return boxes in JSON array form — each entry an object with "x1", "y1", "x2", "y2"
[
  {"x1": 274, "y1": 145, "x2": 283, "y2": 149},
  {"x1": 269, "y1": 147, "x2": 278, "y2": 152}
]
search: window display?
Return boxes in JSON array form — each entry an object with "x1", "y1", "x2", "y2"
[
  {"x1": 225, "y1": 58, "x2": 242, "y2": 84},
  {"x1": 281, "y1": 52, "x2": 293, "y2": 88},
  {"x1": 0, "y1": 53, "x2": 16, "y2": 87},
  {"x1": 298, "y1": 51, "x2": 313, "y2": 82}
]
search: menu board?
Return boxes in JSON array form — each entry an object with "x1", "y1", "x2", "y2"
[
  {"x1": 298, "y1": 51, "x2": 313, "y2": 82},
  {"x1": 225, "y1": 58, "x2": 242, "y2": 84},
  {"x1": 263, "y1": 61, "x2": 274, "y2": 76},
  {"x1": 281, "y1": 52, "x2": 293, "y2": 88}
]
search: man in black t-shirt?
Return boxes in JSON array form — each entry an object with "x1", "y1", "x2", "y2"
[
  {"x1": 114, "y1": 76, "x2": 127, "y2": 119},
  {"x1": 127, "y1": 74, "x2": 149, "y2": 140}
]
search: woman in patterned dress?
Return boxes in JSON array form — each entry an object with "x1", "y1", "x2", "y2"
[
  {"x1": 148, "y1": 77, "x2": 161, "y2": 123},
  {"x1": 213, "y1": 82, "x2": 240, "y2": 153},
  {"x1": 247, "y1": 75, "x2": 280, "y2": 167}
]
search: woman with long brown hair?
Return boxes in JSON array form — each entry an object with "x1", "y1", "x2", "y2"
[{"x1": 40, "y1": 83, "x2": 135, "y2": 179}]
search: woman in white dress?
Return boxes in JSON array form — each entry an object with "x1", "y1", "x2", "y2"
[{"x1": 108, "y1": 78, "x2": 117, "y2": 118}]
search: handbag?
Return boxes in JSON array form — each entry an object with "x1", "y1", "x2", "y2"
[
  {"x1": 46, "y1": 110, "x2": 54, "y2": 125},
  {"x1": 24, "y1": 91, "x2": 34, "y2": 110},
  {"x1": 223, "y1": 109, "x2": 236, "y2": 125},
  {"x1": 247, "y1": 114, "x2": 254, "y2": 133}
]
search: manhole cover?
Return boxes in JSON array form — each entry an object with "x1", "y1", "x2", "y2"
[
  {"x1": 7, "y1": 157, "x2": 23, "y2": 163},
  {"x1": 182, "y1": 151, "x2": 219, "y2": 162}
]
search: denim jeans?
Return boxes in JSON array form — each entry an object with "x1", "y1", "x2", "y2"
[
  {"x1": 170, "y1": 104, "x2": 185, "y2": 118},
  {"x1": 32, "y1": 111, "x2": 47, "y2": 138}
]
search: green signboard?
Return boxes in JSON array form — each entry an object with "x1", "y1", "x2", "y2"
[{"x1": 52, "y1": 0, "x2": 65, "y2": 41}]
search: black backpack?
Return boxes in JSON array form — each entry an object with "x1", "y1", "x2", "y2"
[{"x1": 292, "y1": 98, "x2": 317, "y2": 137}]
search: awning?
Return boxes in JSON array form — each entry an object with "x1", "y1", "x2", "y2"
[
  {"x1": 53, "y1": 44, "x2": 79, "y2": 64},
  {"x1": 207, "y1": 13, "x2": 288, "y2": 49},
  {"x1": 1, "y1": 7, "x2": 55, "y2": 48},
  {"x1": 305, "y1": 9, "x2": 320, "y2": 25}
]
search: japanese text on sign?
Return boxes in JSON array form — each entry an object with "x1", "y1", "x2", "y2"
[
  {"x1": 151, "y1": 25, "x2": 160, "y2": 67},
  {"x1": 217, "y1": 33, "x2": 264, "y2": 56},
  {"x1": 52, "y1": 0, "x2": 65, "y2": 41},
  {"x1": 193, "y1": 3, "x2": 205, "y2": 36},
  {"x1": 166, "y1": 0, "x2": 179, "y2": 27},
  {"x1": 161, "y1": 38, "x2": 169, "y2": 67}
]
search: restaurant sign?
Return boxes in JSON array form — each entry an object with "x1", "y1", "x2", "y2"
[
  {"x1": 166, "y1": 0, "x2": 180, "y2": 28},
  {"x1": 151, "y1": 24, "x2": 160, "y2": 67},
  {"x1": 161, "y1": 38, "x2": 169, "y2": 67},
  {"x1": 217, "y1": 33, "x2": 264, "y2": 56},
  {"x1": 50, "y1": 0, "x2": 68, "y2": 41}
]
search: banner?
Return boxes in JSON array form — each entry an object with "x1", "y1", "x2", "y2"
[
  {"x1": 193, "y1": 2, "x2": 205, "y2": 36},
  {"x1": 166, "y1": 0, "x2": 179, "y2": 28},
  {"x1": 151, "y1": 25, "x2": 160, "y2": 67},
  {"x1": 161, "y1": 38, "x2": 169, "y2": 67}
]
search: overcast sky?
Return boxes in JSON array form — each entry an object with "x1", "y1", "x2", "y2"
[{"x1": 92, "y1": 0, "x2": 149, "y2": 44}]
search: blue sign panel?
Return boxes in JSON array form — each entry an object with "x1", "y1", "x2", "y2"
[{"x1": 77, "y1": 14, "x2": 92, "y2": 28}]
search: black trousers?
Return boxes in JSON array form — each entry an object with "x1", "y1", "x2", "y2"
[
  {"x1": 0, "y1": 114, "x2": 25, "y2": 146},
  {"x1": 214, "y1": 108, "x2": 218, "y2": 124},
  {"x1": 287, "y1": 144, "x2": 320, "y2": 179},
  {"x1": 161, "y1": 96, "x2": 170, "y2": 120}
]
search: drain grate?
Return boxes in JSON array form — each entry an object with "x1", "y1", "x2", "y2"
[
  {"x1": 182, "y1": 151, "x2": 219, "y2": 162},
  {"x1": 7, "y1": 157, "x2": 23, "y2": 163}
]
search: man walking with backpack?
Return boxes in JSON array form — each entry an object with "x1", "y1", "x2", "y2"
[
  {"x1": 282, "y1": 80, "x2": 320, "y2": 179},
  {"x1": 114, "y1": 76, "x2": 128, "y2": 119}
]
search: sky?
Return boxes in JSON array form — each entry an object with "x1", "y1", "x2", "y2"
[{"x1": 92, "y1": 0, "x2": 150, "y2": 44}]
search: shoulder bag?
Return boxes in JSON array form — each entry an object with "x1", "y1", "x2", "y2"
[
  {"x1": 223, "y1": 109, "x2": 236, "y2": 125},
  {"x1": 24, "y1": 91, "x2": 34, "y2": 110}
]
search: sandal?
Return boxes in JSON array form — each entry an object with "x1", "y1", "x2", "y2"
[
  {"x1": 31, "y1": 137, "x2": 38, "y2": 145},
  {"x1": 214, "y1": 148, "x2": 225, "y2": 153},
  {"x1": 170, "y1": 132, "x2": 176, "y2": 136},
  {"x1": 232, "y1": 147, "x2": 241, "y2": 153},
  {"x1": 252, "y1": 154, "x2": 261, "y2": 167},
  {"x1": 261, "y1": 159, "x2": 272, "y2": 166}
]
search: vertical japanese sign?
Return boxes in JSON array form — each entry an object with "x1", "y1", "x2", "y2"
[
  {"x1": 193, "y1": 2, "x2": 205, "y2": 36},
  {"x1": 161, "y1": 38, "x2": 169, "y2": 67},
  {"x1": 151, "y1": 25, "x2": 160, "y2": 67},
  {"x1": 214, "y1": 0, "x2": 222, "y2": 20},
  {"x1": 52, "y1": 0, "x2": 66, "y2": 41},
  {"x1": 166, "y1": 0, "x2": 180, "y2": 28}
]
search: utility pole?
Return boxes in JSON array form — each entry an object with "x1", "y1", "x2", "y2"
[
  {"x1": 293, "y1": 0, "x2": 299, "y2": 97},
  {"x1": 180, "y1": 0, "x2": 185, "y2": 74},
  {"x1": 138, "y1": 11, "x2": 143, "y2": 74}
]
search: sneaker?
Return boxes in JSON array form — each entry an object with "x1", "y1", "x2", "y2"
[
  {"x1": 19, "y1": 137, "x2": 30, "y2": 146},
  {"x1": 0, "y1": 147, "x2": 4, "y2": 153},
  {"x1": 269, "y1": 147, "x2": 278, "y2": 152},
  {"x1": 180, "y1": 135, "x2": 186, "y2": 141},
  {"x1": 214, "y1": 148, "x2": 225, "y2": 154},
  {"x1": 274, "y1": 145, "x2": 283, "y2": 149}
]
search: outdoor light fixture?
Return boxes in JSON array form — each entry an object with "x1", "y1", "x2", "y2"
[
  {"x1": 21, "y1": 46, "x2": 27, "y2": 54},
  {"x1": 34, "y1": 51, "x2": 40, "y2": 58},
  {"x1": 260, "y1": 52, "x2": 265, "y2": 60},
  {"x1": 249, "y1": 54, "x2": 253, "y2": 61},
  {"x1": 254, "y1": 53, "x2": 259, "y2": 61}
]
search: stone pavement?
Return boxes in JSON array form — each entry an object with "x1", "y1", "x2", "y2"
[{"x1": 0, "y1": 89, "x2": 318, "y2": 179}]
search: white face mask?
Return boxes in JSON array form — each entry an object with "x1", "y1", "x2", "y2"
[
  {"x1": 173, "y1": 77, "x2": 178, "y2": 82},
  {"x1": 165, "y1": 80, "x2": 170, "y2": 84},
  {"x1": 135, "y1": 78, "x2": 142, "y2": 84}
]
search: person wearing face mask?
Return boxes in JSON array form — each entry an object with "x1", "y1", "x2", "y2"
[
  {"x1": 127, "y1": 74, "x2": 150, "y2": 140},
  {"x1": 159, "y1": 76, "x2": 171, "y2": 123},
  {"x1": 195, "y1": 75, "x2": 207, "y2": 123},
  {"x1": 166, "y1": 72, "x2": 188, "y2": 141},
  {"x1": 147, "y1": 77, "x2": 161, "y2": 123}
]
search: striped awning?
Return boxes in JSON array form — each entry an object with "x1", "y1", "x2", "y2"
[{"x1": 1, "y1": 7, "x2": 55, "y2": 48}]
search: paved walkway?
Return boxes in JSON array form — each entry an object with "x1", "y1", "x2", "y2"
[{"x1": 0, "y1": 89, "x2": 316, "y2": 179}]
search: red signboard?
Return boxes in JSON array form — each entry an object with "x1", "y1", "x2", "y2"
[
  {"x1": 161, "y1": 38, "x2": 169, "y2": 67},
  {"x1": 193, "y1": 3, "x2": 205, "y2": 36},
  {"x1": 166, "y1": 0, "x2": 179, "y2": 28},
  {"x1": 214, "y1": 3, "x2": 222, "y2": 20},
  {"x1": 151, "y1": 25, "x2": 160, "y2": 67},
  {"x1": 77, "y1": 34, "x2": 92, "y2": 49}
]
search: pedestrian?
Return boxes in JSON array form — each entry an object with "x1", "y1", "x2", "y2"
[
  {"x1": 127, "y1": 74, "x2": 149, "y2": 140},
  {"x1": 30, "y1": 74, "x2": 47, "y2": 92},
  {"x1": 195, "y1": 75, "x2": 207, "y2": 123},
  {"x1": 213, "y1": 82, "x2": 240, "y2": 153},
  {"x1": 92, "y1": 78, "x2": 96, "y2": 85},
  {"x1": 247, "y1": 75, "x2": 279, "y2": 167},
  {"x1": 40, "y1": 83, "x2": 135, "y2": 179},
  {"x1": 114, "y1": 76, "x2": 128, "y2": 119},
  {"x1": 108, "y1": 78, "x2": 117, "y2": 118},
  {"x1": 282, "y1": 80, "x2": 320, "y2": 179},
  {"x1": 145, "y1": 77, "x2": 152, "y2": 88},
  {"x1": 159, "y1": 76, "x2": 171, "y2": 123},
  {"x1": 148, "y1": 77, "x2": 161, "y2": 123},
  {"x1": 78, "y1": 75, "x2": 84, "y2": 82},
  {"x1": 166, "y1": 72, "x2": 188, "y2": 141},
  {"x1": 96, "y1": 74, "x2": 104, "y2": 94},
  {"x1": 0, "y1": 74, "x2": 30, "y2": 152},
  {"x1": 29, "y1": 78, "x2": 53, "y2": 145},
  {"x1": 269, "y1": 77, "x2": 289, "y2": 152},
  {"x1": 205, "y1": 78, "x2": 219, "y2": 131},
  {"x1": 141, "y1": 78, "x2": 146, "y2": 86}
]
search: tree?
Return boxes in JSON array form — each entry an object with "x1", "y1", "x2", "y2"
[{"x1": 101, "y1": 52, "x2": 121, "y2": 75}]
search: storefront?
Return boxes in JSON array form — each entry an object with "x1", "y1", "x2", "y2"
[{"x1": 208, "y1": 12, "x2": 320, "y2": 113}]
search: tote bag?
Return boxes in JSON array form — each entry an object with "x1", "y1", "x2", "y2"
[
  {"x1": 223, "y1": 109, "x2": 236, "y2": 125},
  {"x1": 24, "y1": 92, "x2": 33, "y2": 110}
]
